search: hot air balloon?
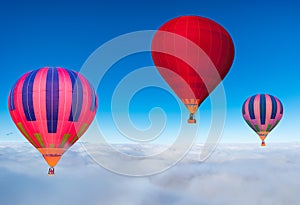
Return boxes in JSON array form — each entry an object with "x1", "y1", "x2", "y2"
[
  {"x1": 8, "y1": 67, "x2": 98, "y2": 175},
  {"x1": 242, "y1": 94, "x2": 283, "y2": 146},
  {"x1": 152, "y1": 16, "x2": 234, "y2": 123}
]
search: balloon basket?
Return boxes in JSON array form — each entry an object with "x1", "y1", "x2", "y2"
[
  {"x1": 188, "y1": 119, "x2": 196, "y2": 124},
  {"x1": 261, "y1": 141, "x2": 266, "y2": 147},
  {"x1": 48, "y1": 167, "x2": 55, "y2": 176}
]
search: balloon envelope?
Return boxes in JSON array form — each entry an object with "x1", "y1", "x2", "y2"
[
  {"x1": 242, "y1": 94, "x2": 283, "y2": 146},
  {"x1": 151, "y1": 16, "x2": 235, "y2": 123},
  {"x1": 8, "y1": 67, "x2": 97, "y2": 169}
]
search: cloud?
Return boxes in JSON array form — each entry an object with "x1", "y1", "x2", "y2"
[{"x1": 0, "y1": 142, "x2": 299, "y2": 205}]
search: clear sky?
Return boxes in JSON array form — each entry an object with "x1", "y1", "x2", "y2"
[{"x1": 0, "y1": 0, "x2": 299, "y2": 144}]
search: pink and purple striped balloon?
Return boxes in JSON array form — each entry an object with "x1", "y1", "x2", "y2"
[
  {"x1": 242, "y1": 94, "x2": 283, "y2": 146},
  {"x1": 8, "y1": 67, "x2": 97, "y2": 173}
]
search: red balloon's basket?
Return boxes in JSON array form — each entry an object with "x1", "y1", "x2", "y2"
[{"x1": 188, "y1": 119, "x2": 196, "y2": 124}]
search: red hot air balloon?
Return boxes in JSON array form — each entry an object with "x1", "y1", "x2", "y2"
[
  {"x1": 242, "y1": 94, "x2": 283, "y2": 146},
  {"x1": 152, "y1": 16, "x2": 234, "y2": 123},
  {"x1": 8, "y1": 67, "x2": 98, "y2": 175}
]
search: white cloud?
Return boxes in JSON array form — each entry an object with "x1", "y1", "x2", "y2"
[{"x1": 0, "y1": 142, "x2": 299, "y2": 205}]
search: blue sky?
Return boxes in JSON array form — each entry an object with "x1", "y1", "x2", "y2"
[{"x1": 0, "y1": 0, "x2": 299, "y2": 143}]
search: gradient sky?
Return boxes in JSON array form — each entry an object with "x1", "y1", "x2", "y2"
[{"x1": 0, "y1": 0, "x2": 299, "y2": 144}]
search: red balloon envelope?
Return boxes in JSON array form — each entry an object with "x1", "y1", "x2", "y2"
[
  {"x1": 8, "y1": 67, "x2": 98, "y2": 175},
  {"x1": 152, "y1": 16, "x2": 234, "y2": 123}
]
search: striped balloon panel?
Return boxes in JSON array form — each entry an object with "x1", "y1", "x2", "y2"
[
  {"x1": 242, "y1": 94, "x2": 283, "y2": 134},
  {"x1": 8, "y1": 67, "x2": 98, "y2": 150}
]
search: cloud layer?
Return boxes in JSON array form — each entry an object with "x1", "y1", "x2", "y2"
[{"x1": 0, "y1": 142, "x2": 299, "y2": 205}]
